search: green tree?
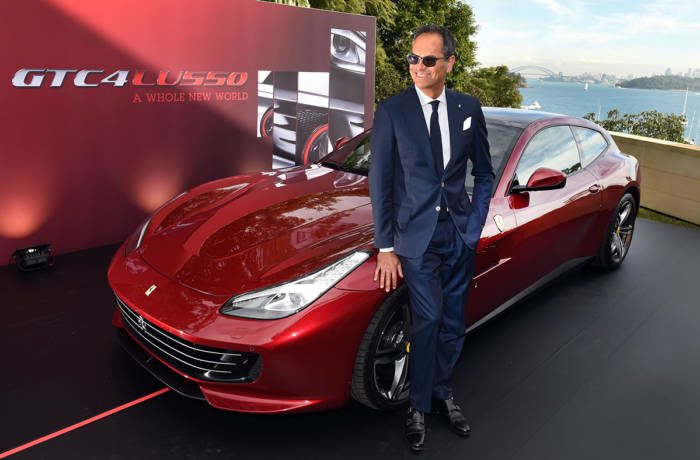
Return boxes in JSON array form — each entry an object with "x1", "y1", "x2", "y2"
[
  {"x1": 620, "y1": 76, "x2": 700, "y2": 92},
  {"x1": 461, "y1": 66, "x2": 523, "y2": 107},
  {"x1": 264, "y1": 0, "x2": 522, "y2": 107},
  {"x1": 585, "y1": 109, "x2": 688, "y2": 144}
]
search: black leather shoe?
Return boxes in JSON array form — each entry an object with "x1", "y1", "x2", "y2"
[
  {"x1": 433, "y1": 397, "x2": 471, "y2": 436},
  {"x1": 405, "y1": 407, "x2": 426, "y2": 452}
]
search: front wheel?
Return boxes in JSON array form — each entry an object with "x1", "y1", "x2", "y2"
[
  {"x1": 593, "y1": 192, "x2": 637, "y2": 269},
  {"x1": 351, "y1": 286, "x2": 411, "y2": 410}
]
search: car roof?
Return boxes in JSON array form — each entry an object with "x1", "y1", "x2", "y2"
[{"x1": 483, "y1": 107, "x2": 568, "y2": 128}]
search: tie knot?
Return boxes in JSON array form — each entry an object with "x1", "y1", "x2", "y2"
[{"x1": 429, "y1": 100, "x2": 439, "y2": 112}]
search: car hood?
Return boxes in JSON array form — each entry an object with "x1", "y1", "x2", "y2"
[{"x1": 139, "y1": 165, "x2": 373, "y2": 297}]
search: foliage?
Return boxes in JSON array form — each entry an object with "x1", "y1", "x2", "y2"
[
  {"x1": 620, "y1": 76, "x2": 700, "y2": 92},
  {"x1": 263, "y1": 0, "x2": 522, "y2": 107},
  {"x1": 512, "y1": 72, "x2": 527, "y2": 88},
  {"x1": 461, "y1": 66, "x2": 523, "y2": 107},
  {"x1": 584, "y1": 109, "x2": 688, "y2": 144}
]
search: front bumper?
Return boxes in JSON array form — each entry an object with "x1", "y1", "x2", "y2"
[{"x1": 109, "y1": 247, "x2": 386, "y2": 413}]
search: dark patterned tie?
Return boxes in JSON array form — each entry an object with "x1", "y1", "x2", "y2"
[{"x1": 429, "y1": 100, "x2": 444, "y2": 177}]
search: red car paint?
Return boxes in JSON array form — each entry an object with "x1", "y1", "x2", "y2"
[{"x1": 108, "y1": 109, "x2": 640, "y2": 413}]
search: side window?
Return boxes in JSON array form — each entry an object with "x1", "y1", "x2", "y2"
[
  {"x1": 516, "y1": 125, "x2": 581, "y2": 184},
  {"x1": 343, "y1": 138, "x2": 372, "y2": 172},
  {"x1": 573, "y1": 127, "x2": 608, "y2": 167}
]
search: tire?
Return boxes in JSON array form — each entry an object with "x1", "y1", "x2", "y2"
[
  {"x1": 260, "y1": 106, "x2": 273, "y2": 138},
  {"x1": 351, "y1": 286, "x2": 411, "y2": 410},
  {"x1": 296, "y1": 109, "x2": 329, "y2": 164},
  {"x1": 592, "y1": 192, "x2": 637, "y2": 269},
  {"x1": 302, "y1": 123, "x2": 329, "y2": 164}
]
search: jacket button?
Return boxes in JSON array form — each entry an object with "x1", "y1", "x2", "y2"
[
  {"x1": 441, "y1": 182, "x2": 445, "y2": 187},
  {"x1": 435, "y1": 206, "x2": 441, "y2": 212}
]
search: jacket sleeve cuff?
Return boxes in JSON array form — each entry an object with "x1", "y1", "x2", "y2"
[{"x1": 379, "y1": 247, "x2": 395, "y2": 252}]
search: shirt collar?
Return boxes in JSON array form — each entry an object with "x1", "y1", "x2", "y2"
[{"x1": 415, "y1": 85, "x2": 447, "y2": 107}]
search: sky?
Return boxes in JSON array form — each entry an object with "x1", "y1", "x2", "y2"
[{"x1": 465, "y1": 0, "x2": 700, "y2": 77}]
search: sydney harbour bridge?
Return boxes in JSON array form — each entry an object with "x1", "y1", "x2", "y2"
[{"x1": 509, "y1": 65, "x2": 562, "y2": 78}]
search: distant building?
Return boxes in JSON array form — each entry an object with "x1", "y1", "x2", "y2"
[{"x1": 665, "y1": 67, "x2": 673, "y2": 76}]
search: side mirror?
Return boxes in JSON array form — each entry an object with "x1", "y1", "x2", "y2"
[
  {"x1": 511, "y1": 167, "x2": 566, "y2": 193},
  {"x1": 333, "y1": 137, "x2": 351, "y2": 150}
]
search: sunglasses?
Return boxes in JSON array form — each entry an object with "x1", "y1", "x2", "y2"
[{"x1": 407, "y1": 53, "x2": 451, "y2": 67}]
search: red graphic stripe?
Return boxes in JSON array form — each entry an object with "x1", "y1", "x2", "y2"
[{"x1": 0, "y1": 388, "x2": 170, "y2": 459}]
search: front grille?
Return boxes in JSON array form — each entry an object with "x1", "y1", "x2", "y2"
[{"x1": 116, "y1": 295, "x2": 261, "y2": 383}]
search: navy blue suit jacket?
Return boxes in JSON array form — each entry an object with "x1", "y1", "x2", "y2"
[{"x1": 369, "y1": 87, "x2": 494, "y2": 258}]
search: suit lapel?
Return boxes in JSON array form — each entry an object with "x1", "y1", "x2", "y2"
[
  {"x1": 402, "y1": 87, "x2": 436, "y2": 174},
  {"x1": 445, "y1": 89, "x2": 462, "y2": 172}
]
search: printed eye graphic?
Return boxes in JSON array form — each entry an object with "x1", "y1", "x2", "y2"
[{"x1": 330, "y1": 30, "x2": 366, "y2": 73}]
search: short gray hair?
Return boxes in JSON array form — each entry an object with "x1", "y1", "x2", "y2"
[{"x1": 412, "y1": 24, "x2": 457, "y2": 58}]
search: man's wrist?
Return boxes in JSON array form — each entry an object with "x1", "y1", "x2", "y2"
[{"x1": 379, "y1": 247, "x2": 395, "y2": 253}]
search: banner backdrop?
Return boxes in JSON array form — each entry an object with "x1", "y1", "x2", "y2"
[{"x1": 0, "y1": 0, "x2": 376, "y2": 265}]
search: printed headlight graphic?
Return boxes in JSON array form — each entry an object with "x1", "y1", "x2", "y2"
[{"x1": 330, "y1": 30, "x2": 366, "y2": 74}]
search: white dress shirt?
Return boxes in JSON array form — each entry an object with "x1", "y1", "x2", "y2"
[
  {"x1": 414, "y1": 84, "x2": 451, "y2": 169},
  {"x1": 379, "y1": 85, "x2": 451, "y2": 253}
]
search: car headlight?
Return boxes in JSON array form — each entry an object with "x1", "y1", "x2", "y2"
[
  {"x1": 330, "y1": 30, "x2": 366, "y2": 74},
  {"x1": 220, "y1": 251, "x2": 370, "y2": 319}
]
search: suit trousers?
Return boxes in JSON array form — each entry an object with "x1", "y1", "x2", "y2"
[{"x1": 398, "y1": 215, "x2": 476, "y2": 412}]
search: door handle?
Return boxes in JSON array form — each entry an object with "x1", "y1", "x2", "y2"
[
  {"x1": 476, "y1": 244, "x2": 496, "y2": 254},
  {"x1": 588, "y1": 184, "x2": 601, "y2": 193}
]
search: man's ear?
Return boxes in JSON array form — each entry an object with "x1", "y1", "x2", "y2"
[{"x1": 446, "y1": 55, "x2": 456, "y2": 73}]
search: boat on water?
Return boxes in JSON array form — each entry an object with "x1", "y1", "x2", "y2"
[
  {"x1": 521, "y1": 100, "x2": 542, "y2": 110},
  {"x1": 584, "y1": 82, "x2": 589, "y2": 91}
]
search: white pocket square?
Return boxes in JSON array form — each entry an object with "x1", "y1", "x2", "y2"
[{"x1": 463, "y1": 117, "x2": 472, "y2": 130}]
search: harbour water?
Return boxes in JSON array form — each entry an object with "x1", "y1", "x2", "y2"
[{"x1": 519, "y1": 80, "x2": 700, "y2": 145}]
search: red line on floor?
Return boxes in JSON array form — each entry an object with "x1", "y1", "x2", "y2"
[{"x1": 0, "y1": 387, "x2": 170, "y2": 459}]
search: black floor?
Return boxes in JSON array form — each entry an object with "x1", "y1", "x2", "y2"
[{"x1": 1, "y1": 217, "x2": 699, "y2": 459}]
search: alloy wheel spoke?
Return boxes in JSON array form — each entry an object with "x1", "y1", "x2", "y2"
[
  {"x1": 618, "y1": 202, "x2": 631, "y2": 224},
  {"x1": 610, "y1": 234, "x2": 619, "y2": 256},
  {"x1": 389, "y1": 356, "x2": 408, "y2": 400},
  {"x1": 374, "y1": 348, "x2": 403, "y2": 365},
  {"x1": 373, "y1": 302, "x2": 411, "y2": 403},
  {"x1": 612, "y1": 233, "x2": 624, "y2": 258}
]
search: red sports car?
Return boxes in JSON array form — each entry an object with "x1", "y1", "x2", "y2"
[{"x1": 108, "y1": 108, "x2": 640, "y2": 414}]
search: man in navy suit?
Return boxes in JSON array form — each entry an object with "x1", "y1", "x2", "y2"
[{"x1": 369, "y1": 24, "x2": 494, "y2": 452}]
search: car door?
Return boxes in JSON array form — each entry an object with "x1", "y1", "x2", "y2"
[
  {"x1": 466, "y1": 194, "x2": 517, "y2": 326},
  {"x1": 463, "y1": 120, "x2": 521, "y2": 326},
  {"x1": 505, "y1": 124, "x2": 602, "y2": 296}
]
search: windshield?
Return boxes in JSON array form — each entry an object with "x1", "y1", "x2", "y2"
[{"x1": 320, "y1": 120, "x2": 524, "y2": 193}]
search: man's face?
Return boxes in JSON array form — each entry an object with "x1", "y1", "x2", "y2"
[{"x1": 409, "y1": 32, "x2": 455, "y2": 97}]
